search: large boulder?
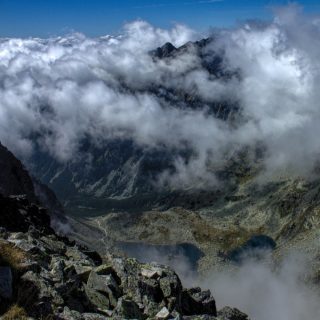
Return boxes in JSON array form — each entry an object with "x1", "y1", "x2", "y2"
[
  {"x1": 17, "y1": 270, "x2": 60, "y2": 316},
  {"x1": 115, "y1": 297, "x2": 145, "y2": 320},
  {"x1": 85, "y1": 268, "x2": 121, "y2": 310},
  {"x1": 217, "y1": 307, "x2": 249, "y2": 320},
  {"x1": 181, "y1": 287, "x2": 217, "y2": 316}
]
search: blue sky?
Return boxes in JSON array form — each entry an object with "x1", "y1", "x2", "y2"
[{"x1": 0, "y1": 0, "x2": 320, "y2": 38}]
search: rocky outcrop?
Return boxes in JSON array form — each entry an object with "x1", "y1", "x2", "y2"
[
  {"x1": 0, "y1": 195, "x2": 249, "y2": 320},
  {"x1": 0, "y1": 142, "x2": 65, "y2": 221},
  {"x1": 0, "y1": 194, "x2": 53, "y2": 234},
  {"x1": 0, "y1": 142, "x2": 37, "y2": 203},
  {"x1": 0, "y1": 143, "x2": 248, "y2": 319}
]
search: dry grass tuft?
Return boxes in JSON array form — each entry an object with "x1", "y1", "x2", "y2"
[
  {"x1": 0, "y1": 241, "x2": 29, "y2": 271},
  {"x1": 1, "y1": 304, "x2": 28, "y2": 320}
]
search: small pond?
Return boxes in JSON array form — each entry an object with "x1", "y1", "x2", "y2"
[{"x1": 117, "y1": 241, "x2": 204, "y2": 273}]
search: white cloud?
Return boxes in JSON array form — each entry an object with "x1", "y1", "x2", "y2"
[
  {"x1": 1, "y1": 6, "x2": 320, "y2": 187},
  {"x1": 203, "y1": 253, "x2": 320, "y2": 320}
]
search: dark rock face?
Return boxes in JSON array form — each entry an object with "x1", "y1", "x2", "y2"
[
  {"x1": 0, "y1": 142, "x2": 65, "y2": 222},
  {"x1": 0, "y1": 194, "x2": 53, "y2": 234},
  {"x1": 181, "y1": 287, "x2": 217, "y2": 316},
  {"x1": 152, "y1": 42, "x2": 178, "y2": 58},
  {"x1": 33, "y1": 177, "x2": 65, "y2": 218},
  {"x1": 0, "y1": 142, "x2": 37, "y2": 203}
]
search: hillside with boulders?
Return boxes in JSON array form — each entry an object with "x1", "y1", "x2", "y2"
[
  {"x1": 0, "y1": 194, "x2": 248, "y2": 320},
  {"x1": 0, "y1": 143, "x2": 248, "y2": 319}
]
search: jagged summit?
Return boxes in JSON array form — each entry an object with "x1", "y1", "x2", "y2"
[
  {"x1": 152, "y1": 42, "x2": 177, "y2": 58},
  {"x1": 151, "y1": 38, "x2": 213, "y2": 59}
]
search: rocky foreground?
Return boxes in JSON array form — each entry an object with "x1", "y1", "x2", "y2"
[{"x1": 0, "y1": 194, "x2": 249, "y2": 320}]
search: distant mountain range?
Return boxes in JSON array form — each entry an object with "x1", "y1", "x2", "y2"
[{"x1": 26, "y1": 39, "x2": 240, "y2": 216}]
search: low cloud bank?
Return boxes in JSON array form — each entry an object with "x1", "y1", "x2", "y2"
[
  {"x1": 1, "y1": 5, "x2": 320, "y2": 187},
  {"x1": 119, "y1": 243, "x2": 320, "y2": 319},
  {"x1": 201, "y1": 253, "x2": 320, "y2": 320}
]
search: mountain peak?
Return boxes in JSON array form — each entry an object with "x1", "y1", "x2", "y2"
[{"x1": 153, "y1": 42, "x2": 177, "y2": 58}]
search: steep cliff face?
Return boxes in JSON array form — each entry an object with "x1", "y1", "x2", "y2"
[
  {"x1": 0, "y1": 142, "x2": 37, "y2": 203},
  {"x1": 0, "y1": 142, "x2": 64, "y2": 220}
]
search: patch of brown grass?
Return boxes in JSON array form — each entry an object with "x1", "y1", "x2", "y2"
[
  {"x1": 192, "y1": 221, "x2": 265, "y2": 251},
  {"x1": 219, "y1": 228, "x2": 253, "y2": 250},
  {"x1": 0, "y1": 241, "x2": 29, "y2": 271},
  {"x1": 1, "y1": 304, "x2": 55, "y2": 320},
  {"x1": 1, "y1": 304, "x2": 28, "y2": 320}
]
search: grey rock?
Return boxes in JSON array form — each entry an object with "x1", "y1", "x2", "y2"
[
  {"x1": 8, "y1": 238, "x2": 39, "y2": 253},
  {"x1": 160, "y1": 273, "x2": 182, "y2": 299},
  {"x1": 94, "y1": 264, "x2": 114, "y2": 275},
  {"x1": 183, "y1": 316, "x2": 217, "y2": 320},
  {"x1": 59, "y1": 307, "x2": 83, "y2": 320},
  {"x1": 83, "y1": 282, "x2": 111, "y2": 310},
  {"x1": 40, "y1": 235, "x2": 66, "y2": 254},
  {"x1": 181, "y1": 287, "x2": 216, "y2": 316},
  {"x1": 82, "y1": 313, "x2": 110, "y2": 320},
  {"x1": 116, "y1": 297, "x2": 145, "y2": 320},
  {"x1": 217, "y1": 307, "x2": 249, "y2": 320},
  {"x1": 50, "y1": 256, "x2": 66, "y2": 281},
  {"x1": 74, "y1": 264, "x2": 93, "y2": 282},
  {"x1": 18, "y1": 270, "x2": 63, "y2": 316},
  {"x1": 66, "y1": 246, "x2": 93, "y2": 266},
  {"x1": 19, "y1": 259, "x2": 41, "y2": 273},
  {"x1": 141, "y1": 267, "x2": 161, "y2": 279},
  {"x1": 141, "y1": 298, "x2": 163, "y2": 318},
  {"x1": 8, "y1": 232, "x2": 28, "y2": 240},
  {"x1": 86, "y1": 270, "x2": 121, "y2": 308},
  {"x1": 138, "y1": 277, "x2": 163, "y2": 302},
  {"x1": 156, "y1": 306, "x2": 171, "y2": 319}
]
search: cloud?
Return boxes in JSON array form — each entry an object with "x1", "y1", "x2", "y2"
[
  {"x1": 1, "y1": 6, "x2": 320, "y2": 188},
  {"x1": 119, "y1": 243, "x2": 320, "y2": 319},
  {"x1": 202, "y1": 252, "x2": 320, "y2": 320}
]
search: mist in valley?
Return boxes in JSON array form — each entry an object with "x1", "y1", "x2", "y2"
[
  {"x1": 1, "y1": 5, "x2": 320, "y2": 188},
  {"x1": 134, "y1": 246, "x2": 320, "y2": 319},
  {"x1": 1, "y1": 4, "x2": 320, "y2": 319}
]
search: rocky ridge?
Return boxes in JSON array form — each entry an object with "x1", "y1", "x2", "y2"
[
  {"x1": 0, "y1": 193, "x2": 248, "y2": 320},
  {"x1": 0, "y1": 143, "x2": 249, "y2": 319}
]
